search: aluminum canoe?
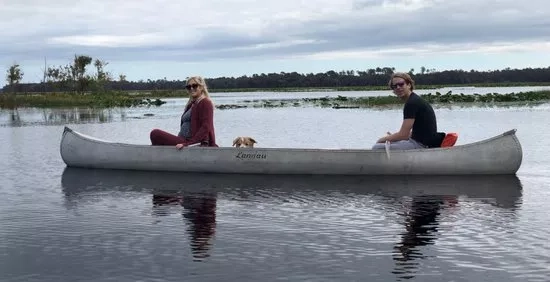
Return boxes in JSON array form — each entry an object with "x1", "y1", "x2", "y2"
[{"x1": 60, "y1": 126, "x2": 522, "y2": 175}]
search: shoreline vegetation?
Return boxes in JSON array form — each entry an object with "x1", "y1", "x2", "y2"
[
  {"x1": 0, "y1": 92, "x2": 167, "y2": 109},
  {"x1": 209, "y1": 82, "x2": 550, "y2": 93},
  {"x1": 217, "y1": 90, "x2": 550, "y2": 110},
  {"x1": 1, "y1": 89, "x2": 549, "y2": 110},
  {"x1": 2, "y1": 54, "x2": 550, "y2": 109}
]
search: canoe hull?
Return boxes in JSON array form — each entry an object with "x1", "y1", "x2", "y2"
[{"x1": 60, "y1": 127, "x2": 522, "y2": 175}]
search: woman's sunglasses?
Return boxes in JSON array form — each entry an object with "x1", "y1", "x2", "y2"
[
  {"x1": 390, "y1": 82, "x2": 406, "y2": 89},
  {"x1": 185, "y1": 83, "x2": 200, "y2": 90}
]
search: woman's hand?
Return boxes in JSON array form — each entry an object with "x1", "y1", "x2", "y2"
[{"x1": 176, "y1": 143, "x2": 186, "y2": 149}]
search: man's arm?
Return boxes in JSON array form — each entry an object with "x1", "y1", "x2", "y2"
[{"x1": 378, "y1": 119, "x2": 414, "y2": 143}]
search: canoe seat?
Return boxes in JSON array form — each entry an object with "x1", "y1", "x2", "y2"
[{"x1": 441, "y1": 133, "x2": 458, "y2": 147}]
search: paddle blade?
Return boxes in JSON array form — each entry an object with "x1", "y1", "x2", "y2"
[{"x1": 385, "y1": 141, "x2": 390, "y2": 159}]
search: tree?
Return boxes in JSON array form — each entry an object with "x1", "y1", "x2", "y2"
[
  {"x1": 94, "y1": 59, "x2": 110, "y2": 81},
  {"x1": 6, "y1": 63, "x2": 24, "y2": 94},
  {"x1": 71, "y1": 55, "x2": 93, "y2": 94},
  {"x1": 46, "y1": 64, "x2": 71, "y2": 91},
  {"x1": 93, "y1": 59, "x2": 111, "y2": 93}
]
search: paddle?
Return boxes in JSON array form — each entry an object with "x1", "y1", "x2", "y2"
[
  {"x1": 385, "y1": 132, "x2": 391, "y2": 159},
  {"x1": 176, "y1": 142, "x2": 202, "y2": 150}
]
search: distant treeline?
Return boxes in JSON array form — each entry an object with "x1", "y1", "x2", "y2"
[{"x1": 4, "y1": 65, "x2": 550, "y2": 93}]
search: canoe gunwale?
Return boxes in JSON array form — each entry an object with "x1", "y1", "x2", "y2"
[{"x1": 61, "y1": 126, "x2": 520, "y2": 154}]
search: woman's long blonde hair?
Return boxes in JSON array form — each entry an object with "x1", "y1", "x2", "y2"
[{"x1": 185, "y1": 76, "x2": 212, "y2": 108}]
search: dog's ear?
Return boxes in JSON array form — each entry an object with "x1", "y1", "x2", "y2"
[
  {"x1": 248, "y1": 137, "x2": 257, "y2": 144},
  {"x1": 232, "y1": 137, "x2": 240, "y2": 146}
]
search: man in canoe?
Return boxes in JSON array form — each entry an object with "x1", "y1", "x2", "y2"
[
  {"x1": 149, "y1": 76, "x2": 218, "y2": 148},
  {"x1": 372, "y1": 72, "x2": 442, "y2": 150}
]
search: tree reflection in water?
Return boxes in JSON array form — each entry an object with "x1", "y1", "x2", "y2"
[
  {"x1": 1, "y1": 107, "x2": 126, "y2": 127},
  {"x1": 152, "y1": 192, "x2": 217, "y2": 261},
  {"x1": 10, "y1": 109, "x2": 22, "y2": 126},
  {"x1": 42, "y1": 108, "x2": 119, "y2": 124}
]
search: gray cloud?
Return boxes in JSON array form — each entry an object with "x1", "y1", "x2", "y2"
[{"x1": 1, "y1": 0, "x2": 549, "y2": 65}]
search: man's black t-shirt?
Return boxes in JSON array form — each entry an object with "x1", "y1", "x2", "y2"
[{"x1": 403, "y1": 92, "x2": 438, "y2": 147}]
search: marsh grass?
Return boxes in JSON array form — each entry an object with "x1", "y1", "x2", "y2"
[
  {"x1": 350, "y1": 91, "x2": 550, "y2": 106},
  {"x1": 0, "y1": 92, "x2": 166, "y2": 109},
  {"x1": 214, "y1": 90, "x2": 550, "y2": 110},
  {"x1": 3, "y1": 89, "x2": 550, "y2": 110},
  {"x1": 208, "y1": 82, "x2": 550, "y2": 93}
]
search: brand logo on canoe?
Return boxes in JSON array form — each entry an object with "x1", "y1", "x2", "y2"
[{"x1": 236, "y1": 152, "x2": 267, "y2": 160}]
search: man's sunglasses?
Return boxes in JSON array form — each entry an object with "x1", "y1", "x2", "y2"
[
  {"x1": 390, "y1": 82, "x2": 406, "y2": 89},
  {"x1": 186, "y1": 84, "x2": 199, "y2": 90}
]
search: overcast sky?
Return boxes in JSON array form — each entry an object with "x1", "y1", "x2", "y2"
[{"x1": 1, "y1": 0, "x2": 549, "y2": 83}]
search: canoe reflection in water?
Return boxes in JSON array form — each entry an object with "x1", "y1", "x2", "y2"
[
  {"x1": 387, "y1": 175, "x2": 522, "y2": 280},
  {"x1": 61, "y1": 167, "x2": 523, "y2": 277},
  {"x1": 152, "y1": 193, "x2": 217, "y2": 261}
]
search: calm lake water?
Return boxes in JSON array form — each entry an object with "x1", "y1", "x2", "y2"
[{"x1": 1, "y1": 88, "x2": 550, "y2": 281}]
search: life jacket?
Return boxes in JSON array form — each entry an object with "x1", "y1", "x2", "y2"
[{"x1": 440, "y1": 133, "x2": 458, "y2": 147}]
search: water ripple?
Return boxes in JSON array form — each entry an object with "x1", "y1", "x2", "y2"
[{"x1": 0, "y1": 170, "x2": 545, "y2": 282}]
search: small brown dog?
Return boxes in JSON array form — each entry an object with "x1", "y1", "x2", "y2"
[{"x1": 232, "y1": 136, "x2": 257, "y2": 148}]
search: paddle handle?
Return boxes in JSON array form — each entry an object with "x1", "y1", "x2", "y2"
[{"x1": 385, "y1": 132, "x2": 391, "y2": 159}]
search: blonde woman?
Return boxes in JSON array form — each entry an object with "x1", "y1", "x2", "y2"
[{"x1": 150, "y1": 76, "x2": 218, "y2": 148}]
